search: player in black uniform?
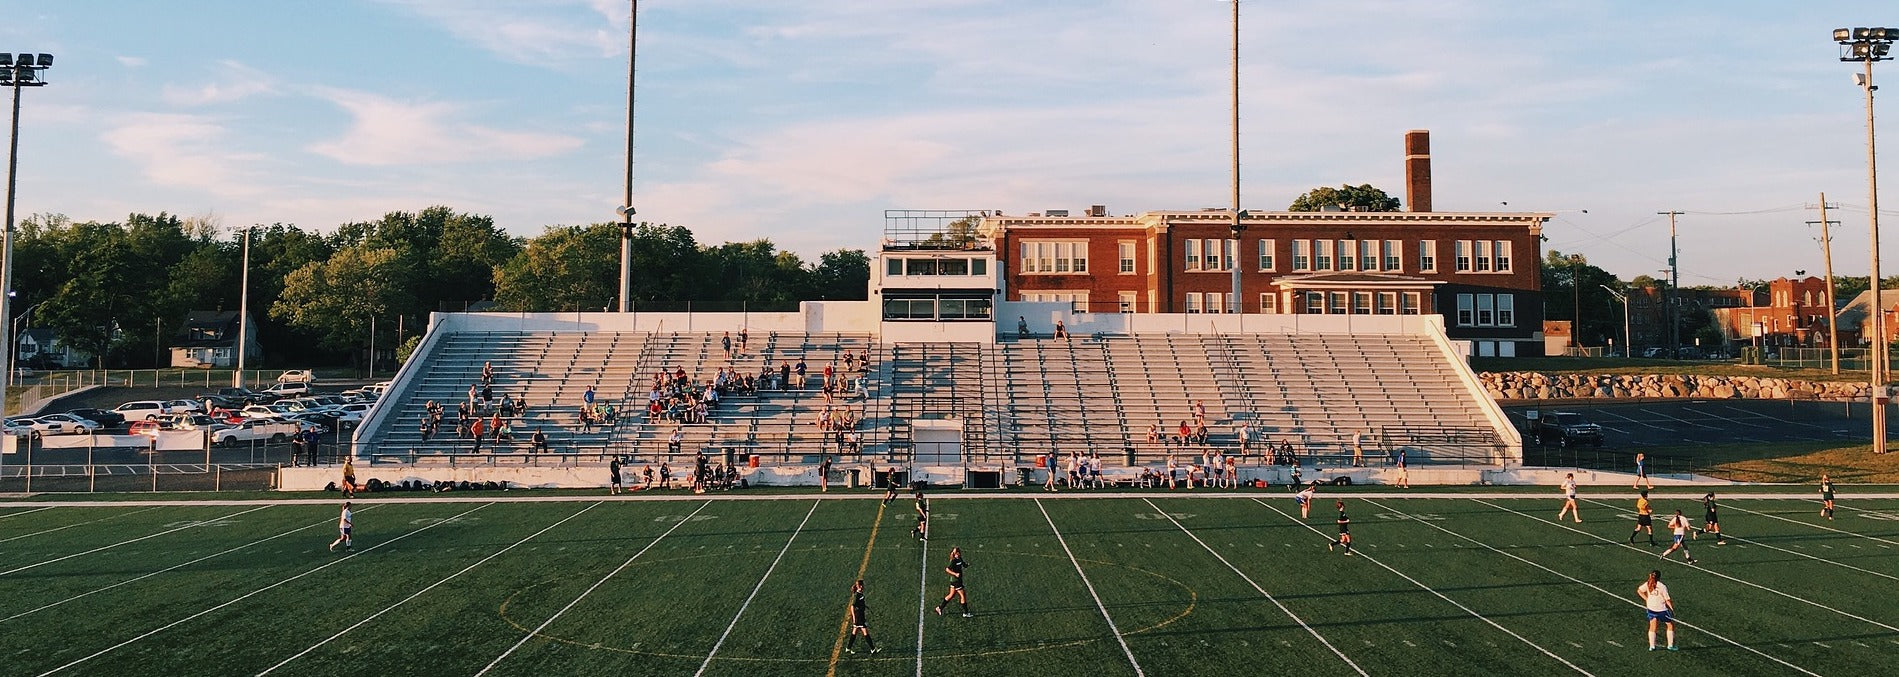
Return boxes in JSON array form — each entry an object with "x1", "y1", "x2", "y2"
[
  {"x1": 933, "y1": 547, "x2": 971, "y2": 617},
  {"x1": 1328, "y1": 500, "x2": 1354, "y2": 555},
  {"x1": 913, "y1": 502, "x2": 929, "y2": 541},
  {"x1": 1696, "y1": 492, "x2": 1726, "y2": 545},
  {"x1": 845, "y1": 579, "x2": 880, "y2": 654}
]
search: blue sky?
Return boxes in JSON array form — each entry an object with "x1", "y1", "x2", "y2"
[{"x1": 3, "y1": 0, "x2": 1895, "y2": 285}]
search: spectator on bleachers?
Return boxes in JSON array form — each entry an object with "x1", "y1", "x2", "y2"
[
  {"x1": 583, "y1": 385, "x2": 597, "y2": 409},
  {"x1": 658, "y1": 462, "x2": 672, "y2": 488},
  {"x1": 778, "y1": 363, "x2": 791, "y2": 391},
  {"x1": 531, "y1": 428, "x2": 549, "y2": 453},
  {"x1": 426, "y1": 400, "x2": 443, "y2": 425},
  {"x1": 1236, "y1": 421, "x2": 1252, "y2": 456},
  {"x1": 738, "y1": 328, "x2": 749, "y2": 352},
  {"x1": 642, "y1": 464, "x2": 655, "y2": 489},
  {"x1": 722, "y1": 332, "x2": 733, "y2": 357},
  {"x1": 471, "y1": 417, "x2": 486, "y2": 452},
  {"x1": 419, "y1": 413, "x2": 435, "y2": 442},
  {"x1": 467, "y1": 383, "x2": 478, "y2": 407},
  {"x1": 823, "y1": 362, "x2": 836, "y2": 391},
  {"x1": 1192, "y1": 400, "x2": 1207, "y2": 426},
  {"x1": 495, "y1": 418, "x2": 513, "y2": 442},
  {"x1": 499, "y1": 394, "x2": 517, "y2": 418},
  {"x1": 844, "y1": 353, "x2": 857, "y2": 373},
  {"x1": 668, "y1": 429, "x2": 684, "y2": 455},
  {"x1": 1174, "y1": 420, "x2": 1191, "y2": 446},
  {"x1": 1017, "y1": 316, "x2": 1030, "y2": 339},
  {"x1": 600, "y1": 403, "x2": 617, "y2": 425},
  {"x1": 1054, "y1": 320, "x2": 1068, "y2": 340},
  {"x1": 1193, "y1": 421, "x2": 1210, "y2": 446},
  {"x1": 1146, "y1": 423, "x2": 1161, "y2": 446},
  {"x1": 481, "y1": 361, "x2": 495, "y2": 385},
  {"x1": 579, "y1": 407, "x2": 595, "y2": 433}
]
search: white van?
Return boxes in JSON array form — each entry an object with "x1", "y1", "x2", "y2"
[{"x1": 114, "y1": 401, "x2": 170, "y2": 421}]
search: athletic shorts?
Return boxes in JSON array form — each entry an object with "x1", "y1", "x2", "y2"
[
  {"x1": 1673, "y1": 534, "x2": 1684, "y2": 544},
  {"x1": 1646, "y1": 609, "x2": 1674, "y2": 623},
  {"x1": 1637, "y1": 515, "x2": 1652, "y2": 526},
  {"x1": 949, "y1": 580, "x2": 964, "y2": 590},
  {"x1": 1296, "y1": 496, "x2": 1309, "y2": 506},
  {"x1": 341, "y1": 527, "x2": 351, "y2": 536},
  {"x1": 1704, "y1": 512, "x2": 1718, "y2": 525}
]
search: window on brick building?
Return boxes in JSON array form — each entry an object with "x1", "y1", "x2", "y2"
[
  {"x1": 1118, "y1": 241, "x2": 1136, "y2": 274},
  {"x1": 1497, "y1": 294, "x2": 1515, "y2": 326},
  {"x1": 1184, "y1": 239, "x2": 1201, "y2": 270},
  {"x1": 1474, "y1": 240, "x2": 1492, "y2": 272},
  {"x1": 1315, "y1": 240, "x2": 1333, "y2": 271},
  {"x1": 1495, "y1": 240, "x2": 1512, "y2": 272},
  {"x1": 1353, "y1": 291, "x2": 1373, "y2": 315},
  {"x1": 1360, "y1": 240, "x2": 1377, "y2": 271},
  {"x1": 1476, "y1": 294, "x2": 1495, "y2": 325},
  {"x1": 1419, "y1": 240, "x2": 1437, "y2": 272},
  {"x1": 1185, "y1": 292, "x2": 1202, "y2": 314},
  {"x1": 1260, "y1": 293, "x2": 1279, "y2": 314},
  {"x1": 1377, "y1": 292, "x2": 1397, "y2": 315},
  {"x1": 1456, "y1": 293, "x2": 1474, "y2": 325},
  {"x1": 1304, "y1": 291, "x2": 1324, "y2": 313},
  {"x1": 1328, "y1": 291, "x2": 1349, "y2": 315},
  {"x1": 1119, "y1": 291, "x2": 1136, "y2": 313},
  {"x1": 1292, "y1": 240, "x2": 1311, "y2": 271},
  {"x1": 1402, "y1": 292, "x2": 1422, "y2": 315},
  {"x1": 1338, "y1": 240, "x2": 1356, "y2": 271},
  {"x1": 1258, "y1": 239, "x2": 1275, "y2": 271},
  {"x1": 1383, "y1": 240, "x2": 1402, "y2": 272},
  {"x1": 1455, "y1": 240, "x2": 1472, "y2": 272}
]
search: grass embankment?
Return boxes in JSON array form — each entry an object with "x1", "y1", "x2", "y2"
[{"x1": 1471, "y1": 356, "x2": 1869, "y2": 382}]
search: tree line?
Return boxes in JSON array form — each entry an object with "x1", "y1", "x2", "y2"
[{"x1": 9, "y1": 207, "x2": 869, "y2": 369}]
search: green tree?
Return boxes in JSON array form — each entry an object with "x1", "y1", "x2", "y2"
[
  {"x1": 919, "y1": 216, "x2": 982, "y2": 248},
  {"x1": 270, "y1": 246, "x2": 415, "y2": 351},
  {"x1": 810, "y1": 249, "x2": 871, "y2": 301},
  {"x1": 1287, "y1": 184, "x2": 1401, "y2": 212},
  {"x1": 703, "y1": 240, "x2": 807, "y2": 311},
  {"x1": 330, "y1": 206, "x2": 519, "y2": 315},
  {"x1": 492, "y1": 224, "x2": 621, "y2": 312},
  {"x1": 1541, "y1": 251, "x2": 1626, "y2": 347}
]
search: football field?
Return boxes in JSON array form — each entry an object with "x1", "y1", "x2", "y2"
[{"x1": 2, "y1": 490, "x2": 1897, "y2": 676}]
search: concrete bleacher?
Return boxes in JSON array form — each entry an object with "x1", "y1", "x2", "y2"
[
  {"x1": 611, "y1": 332, "x2": 887, "y2": 461},
  {"x1": 358, "y1": 320, "x2": 1511, "y2": 469},
  {"x1": 362, "y1": 331, "x2": 647, "y2": 457}
]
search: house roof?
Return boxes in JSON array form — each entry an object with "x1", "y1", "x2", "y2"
[
  {"x1": 19, "y1": 327, "x2": 54, "y2": 345},
  {"x1": 1835, "y1": 288, "x2": 1899, "y2": 328},
  {"x1": 171, "y1": 310, "x2": 249, "y2": 349}
]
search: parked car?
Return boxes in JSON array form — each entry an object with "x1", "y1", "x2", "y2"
[
  {"x1": 165, "y1": 414, "x2": 234, "y2": 433},
  {"x1": 63, "y1": 408, "x2": 126, "y2": 428},
  {"x1": 3, "y1": 419, "x2": 37, "y2": 437},
  {"x1": 240, "y1": 403, "x2": 301, "y2": 419},
  {"x1": 210, "y1": 419, "x2": 300, "y2": 446},
  {"x1": 114, "y1": 401, "x2": 170, "y2": 421},
  {"x1": 277, "y1": 415, "x2": 330, "y2": 436},
  {"x1": 259, "y1": 382, "x2": 311, "y2": 398},
  {"x1": 163, "y1": 399, "x2": 203, "y2": 414},
  {"x1": 1534, "y1": 411, "x2": 1604, "y2": 448},
  {"x1": 275, "y1": 370, "x2": 317, "y2": 385},
  {"x1": 130, "y1": 419, "x2": 168, "y2": 436},
  {"x1": 199, "y1": 387, "x2": 268, "y2": 408},
  {"x1": 4, "y1": 417, "x2": 58, "y2": 438},
  {"x1": 35, "y1": 413, "x2": 102, "y2": 434}
]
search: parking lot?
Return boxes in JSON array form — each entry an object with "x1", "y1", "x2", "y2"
[{"x1": 1504, "y1": 398, "x2": 1890, "y2": 448}]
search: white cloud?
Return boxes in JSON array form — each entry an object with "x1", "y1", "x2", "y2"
[
  {"x1": 116, "y1": 56, "x2": 147, "y2": 68},
  {"x1": 306, "y1": 87, "x2": 585, "y2": 166},
  {"x1": 160, "y1": 61, "x2": 277, "y2": 106},
  {"x1": 372, "y1": 0, "x2": 622, "y2": 63},
  {"x1": 99, "y1": 113, "x2": 271, "y2": 198}
]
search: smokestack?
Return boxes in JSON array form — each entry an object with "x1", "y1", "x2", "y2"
[{"x1": 1404, "y1": 129, "x2": 1432, "y2": 213}]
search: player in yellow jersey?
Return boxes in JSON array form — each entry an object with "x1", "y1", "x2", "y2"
[{"x1": 1627, "y1": 490, "x2": 1655, "y2": 545}]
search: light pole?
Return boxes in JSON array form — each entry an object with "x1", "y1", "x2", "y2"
[
  {"x1": 0, "y1": 52, "x2": 52, "y2": 423},
  {"x1": 1835, "y1": 26, "x2": 1893, "y2": 453},
  {"x1": 617, "y1": 0, "x2": 639, "y2": 313},
  {"x1": 1228, "y1": 0, "x2": 1243, "y2": 314},
  {"x1": 1601, "y1": 285, "x2": 1630, "y2": 358},
  {"x1": 1568, "y1": 254, "x2": 1585, "y2": 353},
  {"x1": 234, "y1": 226, "x2": 251, "y2": 388}
]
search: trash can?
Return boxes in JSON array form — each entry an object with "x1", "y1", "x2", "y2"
[
  {"x1": 1123, "y1": 447, "x2": 1136, "y2": 466},
  {"x1": 847, "y1": 468, "x2": 861, "y2": 489}
]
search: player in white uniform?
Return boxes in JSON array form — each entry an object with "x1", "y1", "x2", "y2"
[
  {"x1": 1295, "y1": 483, "x2": 1318, "y2": 519},
  {"x1": 1660, "y1": 510, "x2": 1697, "y2": 564},
  {"x1": 328, "y1": 502, "x2": 353, "y2": 552},
  {"x1": 1636, "y1": 570, "x2": 1677, "y2": 651},
  {"x1": 1557, "y1": 473, "x2": 1582, "y2": 522}
]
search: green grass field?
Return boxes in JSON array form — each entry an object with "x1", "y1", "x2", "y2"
[{"x1": 3, "y1": 490, "x2": 1898, "y2": 676}]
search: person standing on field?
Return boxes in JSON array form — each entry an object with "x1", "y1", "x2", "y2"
[
  {"x1": 328, "y1": 502, "x2": 353, "y2": 552},
  {"x1": 1557, "y1": 473, "x2": 1582, "y2": 522},
  {"x1": 1636, "y1": 570, "x2": 1677, "y2": 651}
]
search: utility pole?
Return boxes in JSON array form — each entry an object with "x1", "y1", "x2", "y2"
[
  {"x1": 1808, "y1": 194, "x2": 1842, "y2": 374},
  {"x1": 1659, "y1": 211, "x2": 1683, "y2": 357},
  {"x1": 1227, "y1": 0, "x2": 1244, "y2": 314},
  {"x1": 617, "y1": 0, "x2": 639, "y2": 313},
  {"x1": 235, "y1": 227, "x2": 251, "y2": 388}
]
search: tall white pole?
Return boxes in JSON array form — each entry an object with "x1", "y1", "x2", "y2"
[
  {"x1": 1864, "y1": 57, "x2": 1887, "y2": 454},
  {"x1": 0, "y1": 84, "x2": 21, "y2": 411},
  {"x1": 618, "y1": 0, "x2": 638, "y2": 313},
  {"x1": 234, "y1": 227, "x2": 250, "y2": 388},
  {"x1": 1228, "y1": 0, "x2": 1243, "y2": 314},
  {"x1": 1819, "y1": 192, "x2": 1841, "y2": 375}
]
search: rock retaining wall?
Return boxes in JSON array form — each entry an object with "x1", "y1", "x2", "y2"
[{"x1": 1479, "y1": 372, "x2": 1876, "y2": 401}]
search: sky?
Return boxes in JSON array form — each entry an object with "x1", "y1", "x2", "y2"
[{"x1": 4, "y1": 0, "x2": 1897, "y2": 286}]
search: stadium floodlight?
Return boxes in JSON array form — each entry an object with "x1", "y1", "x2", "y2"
[
  {"x1": 1833, "y1": 27, "x2": 1893, "y2": 454},
  {"x1": 0, "y1": 49, "x2": 52, "y2": 420}
]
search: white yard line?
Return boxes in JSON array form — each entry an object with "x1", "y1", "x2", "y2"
[
  {"x1": 37, "y1": 502, "x2": 493, "y2": 677},
  {"x1": 1251, "y1": 499, "x2": 1592, "y2": 676},
  {"x1": 1477, "y1": 498, "x2": 1899, "y2": 635},
  {"x1": 0, "y1": 506, "x2": 55, "y2": 520},
  {"x1": 1035, "y1": 498, "x2": 1146, "y2": 677},
  {"x1": 693, "y1": 500, "x2": 822, "y2": 677},
  {"x1": 0, "y1": 505, "x2": 267, "y2": 577},
  {"x1": 474, "y1": 500, "x2": 711, "y2": 677},
  {"x1": 1676, "y1": 406, "x2": 1771, "y2": 429},
  {"x1": 1724, "y1": 503, "x2": 1899, "y2": 547},
  {"x1": 1, "y1": 505, "x2": 383, "y2": 624},
  {"x1": 0, "y1": 506, "x2": 161, "y2": 544},
  {"x1": 1143, "y1": 499, "x2": 1367, "y2": 675},
  {"x1": 1589, "y1": 410, "x2": 1676, "y2": 432},
  {"x1": 1717, "y1": 405, "x2": 1835, "y2": 430},
  {"x1": 257, "y1": 502, "x2": 604, "y2": 676},
  {"x1": 1579, "y1": 498, "x2": 1899, "y2": 583},
  {"x1": 1366, "y1": 498, "x2": 1819, "y2": 677},
  {"x1": 914, "y1": 521, "x2": 928, "y2": 677}
]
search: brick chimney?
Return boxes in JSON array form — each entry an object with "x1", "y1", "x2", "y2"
[{"x1": 1404, "y1": 129, "x2": 1432, "y2": 213}]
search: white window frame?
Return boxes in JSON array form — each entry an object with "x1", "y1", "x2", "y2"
[
  {"x1": 1292, "y1": 239, "x2": 1311, "y2": 271},
  {"x1": 1455, "y1": 240, "x2": 1472, "y2": 272},
  {"x1": 1353, "y1": 291, "x2": 1373, "y2": 315},
  {"x1": 1360, "y1": 240, "x2": 1377, "y2": 272},
  {"x1": 1376, "y1": 292, "x2": 1397, "y2": 315},
  {"x1": 1474, "y1": 239, "x2": 1492, "y2": 272},
  {"x1": 1315, "y1": 240, "x2": 1333, "y2": 271},
  {"x1": 1476, "y1": 293, "x2": 1496, "y2": 325},
  {"x1": 1455, "y1": 293, "x2": 1474, "y2": 326},
  {"x1": 1118, "y1": 240, "x2": 1136, "y2": 274},
  {"x1": 1184, "y1": 239, "x2": 1201, "y2": 271},
  {"x1": 1495, "y1": 240, "x2": 1513, "y2": 272},
  {"x1": 1304, "y1": 291, "x2": 1324, "y2": 314},
  {"x1": 1402, "y1": 292, "x2": 1422, "y2": 315},
  {"x1": 1337, "y1": 240, "x2": 1355, "y2": 271},
  {"x1": 1258, "y1": 239, "x2": 1276, "y2": 271},
  {"x1": 1260, "y1": 292, "x2": 1279, "y2": 314},
  {"x1": 1497, "y1": 294, "x2": 1515, "y2": 326},
  {"x1": 1382, "y1": 240, "x2": 1401, "y2": 272},
  {"x1": 1118, "y1": 291, "x2": 1137, "y2": 313},
  {"x1": 1419, "y1": 240, "x2": 1437, "y2": 272},
  {"x1": 1185, "y1": 292, "x2": 1203, "y2": 314},
  {"x1": 1328, "y1": 291, "x2": 1349, "y2": 315},
  {"x1": 1022, "y1": 240, "x2": 1087, "y2": 275}
]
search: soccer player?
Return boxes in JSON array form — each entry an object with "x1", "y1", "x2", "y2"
[
  {"x1": 933, "y1": 547, "x2": 971, "y2": 617},
  {"x1": 912, "y1": 493, "x2": 929, "y2": 541},
  {"x1": 341, "y1": 458, "x2": 357, "y2": 499},
  {"x1": 818, "y1": 455, "x2": 832, "y2": 493},
  {"x1": 1820, "y1": 474, "x2": 1836, "y2": 520},
  {"x1": 1633, "y1": 452, "x2": 1650, "y2": 490},
  {"x1": 1328, "y1": 501, "x2": 1354, "y2": 555},
  {"x1": 1557, "y1": 473, "x2": 1582, "y2": 522},
  {"x1": 1636, "y1": 569, "x2": 1677, "y2": 651},
  {"x1": 1628, "y1": 490, "x2": 1656, "y2": 545},
  {"x1": 609, "y1": 458, "x2": 623, "y2": 495},
  {"x1": 1295, "y1": 482, "x2": 1318, "y2": 519},
  {"x1": 1697, "y1": 492, "x2": 1725, "y2": 545},
  {"x1": 328, "y1": 501, "x2": 353, "y2": 552},
  {"x1": 881, "y1": 470, "x2": 899, "y2": 506},
  {"x1": 1660, "y1": 510, "x2": 1698, "y2": 564},
  {"x1": 845, "y1": 579, "x2": 880, "y2": 654},
  {"x1": 1394, "y1": 448, "x2": 1409, "y2": 489}
]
